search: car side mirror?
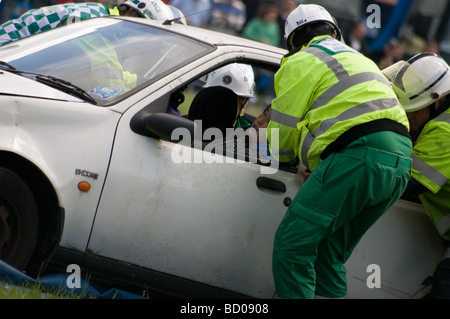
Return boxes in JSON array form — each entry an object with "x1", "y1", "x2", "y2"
[{"x1": 131, "y1": 112, "x2": 197, "y2": 144}]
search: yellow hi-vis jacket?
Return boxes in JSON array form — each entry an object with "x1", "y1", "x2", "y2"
[
  {"x1": 267, "y1": 35, "x2": 410, "y2": 170},
  {"x1": 72, "y1": 34, "x2": 137, "y2": 92},
  {"x1": 412, "y1": 107, "x2": 450, "y2": 240}
]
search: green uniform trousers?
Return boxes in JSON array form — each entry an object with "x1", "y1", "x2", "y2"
[{"x1": 272, "y1": 131, "x2": 412, "y2": 298}]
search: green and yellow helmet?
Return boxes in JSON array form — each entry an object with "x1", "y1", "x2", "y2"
[{"x1": 120, "y1": 0, "x2": 173, "y2": 21}]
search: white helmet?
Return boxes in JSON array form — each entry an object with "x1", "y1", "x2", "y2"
[
  {"x1": 383, "y1": 52, "x2": 450, "y2": 112},
  {"x1": 167, "y1": 5, "x2": 187, "y2": 25},
  {"x1": 203, "y1": 63, "x2": 255, "y2": 98},
  {"x1": 285, "y1": 4, "x2": 341, "y2": 51},
  {"x1": 120, "y1": 0, "x2": 174, "y2": 21}
]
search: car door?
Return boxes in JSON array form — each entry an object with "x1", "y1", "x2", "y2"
[{"x1": 87, "y1": 59, "x2": 301, "y2": 298}]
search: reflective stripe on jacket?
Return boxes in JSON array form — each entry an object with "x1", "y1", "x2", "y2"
[
  {"x1": 413, "y1": 108, "x2": 450, "y2": 240},
  {"x1": 267, "y1": 35, "x2": 410, "y2": 170}
]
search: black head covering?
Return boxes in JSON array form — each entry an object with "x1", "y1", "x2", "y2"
[{"x1": 188, "y1": 86, "x2": 238, "y2": 138}]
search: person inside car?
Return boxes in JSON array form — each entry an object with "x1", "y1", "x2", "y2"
[
  {"x1": 187, "y1": 63, "x2": 257, "y2": 160},
  {"x1": 201, "y1": 63, "x2": 256, "y2": 129},
  {"x1": 188, "y1": 85, "x2": 240, "y2": 141},
  {"x1": 188, "y1": 63, "x2": 256, "y2": 135}
]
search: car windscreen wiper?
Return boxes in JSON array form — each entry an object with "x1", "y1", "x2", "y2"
[
  {"x1": 34, "y1": 74, "x2": 97, "y2": 104},
  {"x1": 0, "y1": 60, "x2": 17, "y2": 71},
  {"x1": 0, "y1": 62, "x2": 97, "y2": 104}
]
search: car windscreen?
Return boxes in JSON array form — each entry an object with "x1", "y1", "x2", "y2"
[{"x1": 0, "y1": 18, "x2": 214, "y2": 105}]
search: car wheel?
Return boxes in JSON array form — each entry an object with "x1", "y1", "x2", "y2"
[{"x1": 0, "y1": 167, "x2": 39, "y2": 271}]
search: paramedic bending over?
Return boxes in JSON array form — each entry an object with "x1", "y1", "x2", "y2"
[
  {"x1": 268, "y1": 4, "x2": 412, "y2": 299},
  {"x1": 384, "y1": 52, "x2": 450, "y2": 299}
]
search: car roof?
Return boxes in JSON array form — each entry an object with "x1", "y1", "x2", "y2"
[
  {"x1": 115, "y1": 16, "x2": 288, "y2": 55},
  {"x1": 0, "y1": 15, "x2": 287, "y2": 59}
]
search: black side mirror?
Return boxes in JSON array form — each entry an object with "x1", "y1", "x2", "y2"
[{"x1": 131, "y1": 112, "x2": 197, "y2": 144}]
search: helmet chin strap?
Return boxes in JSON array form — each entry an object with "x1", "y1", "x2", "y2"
[{"x1": 238, "y1": 97, "x2": 249, "y2": 113}]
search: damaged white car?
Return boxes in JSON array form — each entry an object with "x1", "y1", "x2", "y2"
[{"x1": 0, "y1": 16, "x2": 445, "y2": 298}]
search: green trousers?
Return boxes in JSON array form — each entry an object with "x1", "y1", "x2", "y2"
[{"x1": 272, "y1": 131, "x2": 412, "y2": 298}]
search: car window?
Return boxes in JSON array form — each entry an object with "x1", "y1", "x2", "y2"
[
  {"x1": 0, "y1": 19, "x2": 214, "y2": 105},
  {"x1": 130, "y1": 62, "x2": 298, "y2": 173},
  {"x1": 183, "y1": 69, "x2": 275, "y2": 168}
]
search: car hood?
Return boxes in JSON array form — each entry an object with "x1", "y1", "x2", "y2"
[{"x1": 0, "y1": 70, "x2": 83, "y2": 102}]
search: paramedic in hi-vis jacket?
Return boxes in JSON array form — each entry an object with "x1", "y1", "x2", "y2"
[
  {"x1": 267, "y1": 4, "x2": 412, "y2": 299},
  {"x1": 383, "y1": 52, "x2": 450, "y2": 299}
]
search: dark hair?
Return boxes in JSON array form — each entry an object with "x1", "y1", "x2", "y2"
[
  {"x1": 188, "y1": 86, "x2": 238, "y2": 137},
  {"x1": 291, "y1": 21, "x2": 336, "y2": 48}
]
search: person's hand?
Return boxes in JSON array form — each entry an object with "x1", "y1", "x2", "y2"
[
  {"x1": 252, "y1": 105, "x2": 271, "y2": 143},
  {"x1": 300, "y1": 169, "x2": 311, "y2": 182}
]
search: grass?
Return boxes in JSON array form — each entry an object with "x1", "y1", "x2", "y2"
[
  {"x1": 0, "y1": 275, "x2": 151, "y2": 299},
  {"x1": 0, "y1": 280, "x2": 92, "y2": 299}
]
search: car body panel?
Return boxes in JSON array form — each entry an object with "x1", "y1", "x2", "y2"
[
  {"x1": 88, "y1": 104, "x2": 301, "y2": 297},
  {"x1": 0, "y1": 70, "x2": 82, "y2": 102},
  {"x1": 346, "y1": 199, "x2": 445, "y2": 298},
  {"x1": 0, "y1": 91, "x2": 121, "y2": 251}
]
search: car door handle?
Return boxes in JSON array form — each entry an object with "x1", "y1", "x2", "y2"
[{"x1": 256, "y1": 177, "x2": 286, "y2": 193}]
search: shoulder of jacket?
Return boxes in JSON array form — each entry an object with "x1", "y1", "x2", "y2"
[{"x1": 309, "y1": 36, "x2": 360, "y2": 55}]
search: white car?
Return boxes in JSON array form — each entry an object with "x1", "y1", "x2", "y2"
[{"x1": 0, "y1": 16, "x2": 445, "y2": 299}]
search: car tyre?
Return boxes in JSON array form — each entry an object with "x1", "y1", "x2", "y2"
[{"x1": 0, "y1": 167, "x2": 39, "y2": 271}]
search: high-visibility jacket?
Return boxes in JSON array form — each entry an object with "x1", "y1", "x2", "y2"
[
  {"x1": 73, "y1": 34, "x2": 137, "y2": 92},
  {"x1": 109, "y1": 7, "x2": 120, "y2": 16},
  {"x1": 412, "y1": 108, "x2": 450, "y2": 240},
  {"x1": 267, "y1": 35, "x2": 410, "y2": 170}
]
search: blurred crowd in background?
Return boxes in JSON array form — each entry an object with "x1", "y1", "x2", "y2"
[{"x1": 1, "y1": 0, "x2": 449, "y2": 66}]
